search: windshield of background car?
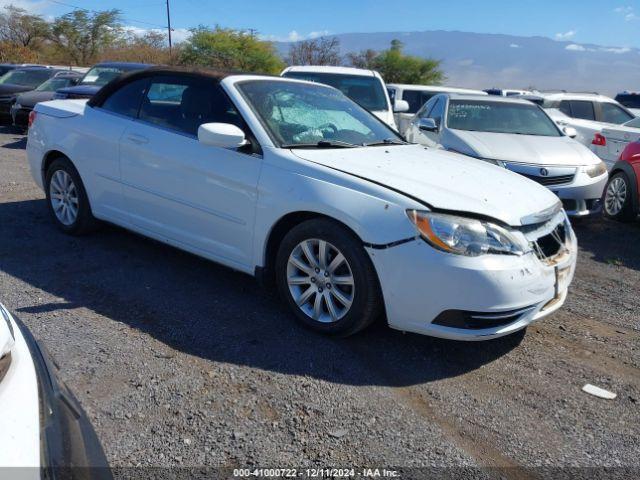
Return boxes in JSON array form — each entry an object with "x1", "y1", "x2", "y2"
[
  {"x1": 80, "y1": 67, "x2": 123, "y2": 86},
  {"x1": 616, "y1": 94, "x2": 640, "y2": 109},
  {"x1": 238, "y1": 80, "x2": 402, "y2": 148},
  {"x1": 447, "y1": 100, "x2": 562, "y2": 136},
  {"x1": 0, "y1": 69, "x2": 52, "y2": 88},
  {"x1": 35, "y1": 77, "x2": 75, "y2": 92},
  {"x1": 282, "y1": 72, "x2": 388, "y2": 112},
  {"x1": 625, "y1": 117, "x2": 640, "y2": 128}
]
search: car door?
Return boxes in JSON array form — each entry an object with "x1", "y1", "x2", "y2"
[
  {"x1": 119, "y1": 74, "x2": 262, "y2": 270},
  {"x1": 77, "y1": 77, "x2": 150, "y2": 223}
]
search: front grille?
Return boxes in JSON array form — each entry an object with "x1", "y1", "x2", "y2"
[
  {"x1": 433, "y1": 305, "x2": 536, "y2": 330},
  {"x1": 521, "y1": 173, "x2": 575, "y2": 186},
  {"x1": 531, "y1": 221, "x2": 568, "y2": 261}
]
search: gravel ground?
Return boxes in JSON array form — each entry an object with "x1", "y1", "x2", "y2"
[{"x1": 0, "y1": 127, "x2": 638, "y2": 477}]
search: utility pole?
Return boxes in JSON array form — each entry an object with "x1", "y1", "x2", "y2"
[{"x1": 166, "y1": 0, "x2": 173, "y2": 60}]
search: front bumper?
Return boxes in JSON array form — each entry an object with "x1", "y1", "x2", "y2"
[
  {"x1": 11, "y1": 104, "x2": 31, "y2": 128},
  {"x1": 0, "y1": 307, "x2": 112, "y2": 478},
  {"x1": 367, "y1": 226, "x2": 577, "y2": 341},
  {"x1": 552, "y1": 170, "x2": 608, "y2": 217}
]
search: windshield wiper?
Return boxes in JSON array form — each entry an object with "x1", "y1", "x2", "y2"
[
  {"x1": 282, "y1": 140, "x2": 359, "y2": 149},
  {"x1": 363, "y1": 138, "x2": 408, "y2": 147}
]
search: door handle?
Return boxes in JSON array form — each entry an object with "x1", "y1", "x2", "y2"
[{"x1": 126, "y1": 133, "x2": 149, "y2": 145}]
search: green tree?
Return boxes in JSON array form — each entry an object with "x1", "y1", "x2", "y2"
[
  {"x1": 178, "y1": 26, "x2": 284, "y2": 74},
  {"x1": 0, "y1": 6, "x2": 49, "y2": 48},
  {"x1": 345, "y1": 49, "x2": 378, "y2": 69},
  {"x1": 372, "y1": 40, "x2": 444, "y2": 85},
  {"x1": 287, "y1": 37, "x2": 341, "y2": 66},
  {"x1": 50, "y1": 9, "x2": 122, "y2": 65}
]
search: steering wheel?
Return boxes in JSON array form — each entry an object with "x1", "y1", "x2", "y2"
[{"x1": 318, "y1": 123, "x2": 338, "y2": 135}]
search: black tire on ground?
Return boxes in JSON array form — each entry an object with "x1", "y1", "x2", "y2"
[
  {"x1": 45, "y1": 157, "x2": 98, "y2": 235},
  {"x1": 275, "y1": 218, "x2": 383, "y2": 337},
  {"x1": 603, "y1": 171, "x2": 637, "y2": 222}
]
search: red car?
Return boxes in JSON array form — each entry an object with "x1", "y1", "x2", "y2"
[{"x1": 603, "y1": 140, "x2": 640, "y2": 221}]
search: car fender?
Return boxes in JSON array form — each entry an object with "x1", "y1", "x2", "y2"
[{"x1": 252, "y1": 158, "x2": 421, "y2": 268}]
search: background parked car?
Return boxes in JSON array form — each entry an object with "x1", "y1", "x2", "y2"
[
  {"x1": 387, "y1": 83, "x2": 486, "y2": 134},
  {"x1": 603, "y1": 140, "x2": 640, "y2": 222},
  {"x1": 590, "y1": 116, "x2": 640, "y2": 169},
  {"x1": 614, "y1": 91, "x2": 640, "y2": 116},
  {"x1": 11, "y1": 71, "x2": 83, "y2": 129},
  {"x1": 281, "y1": 65, "x2": 406, "y2": 130},
  {"x1": 53, "y1": 62, "x2": 152, "y2": 100},
  {"x1": 0, "y1": 66, "x2": 68, "y2": 124},
  {"x1": 529, "y1": 91, "x2": 635, "y2": 147},
  {"x1": 485, "y1": 88, "x2": 534, "y2": 97},
  {"x1": 405, "y1": 93, "x2": 608, "y2": 217},
  {"x1": 0, "y1": 302, "x2": 111, "y2": 477}
]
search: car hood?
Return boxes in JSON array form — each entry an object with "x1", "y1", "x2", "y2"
[
  {"x1": 57, "y1": 85, "x2": 101, "y2": 96},
  {"x1": 15, "y1": 90, "x2": 53, "y2": 107},
  {"x1": 0, "y1": 84, "x2": 32, "y2": 96},
  {"x1": 0, "y1": 305, "x2": 14, "y2": 359},
  {"x1": 291, "y1": 144, "x2": 560, "y2": 226},
  {"x1": 448, "y1": 130, "x2": 601, "y2": 166}
]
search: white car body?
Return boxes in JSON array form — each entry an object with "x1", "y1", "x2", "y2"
[
  {"x1": 27, "y1": 70, "x2": 577, "y2": 340},
  {"x1": 387, "y1": 83, "x2": 487, "y2": 135},
  {"x1": 405, "y1": 94, "x2": 608, "y2": 217},
  {"x1": 281, "y1": 65, "x2": 399, "y2": 130},
  {"x1": 0, "y1": 303, "x2": 109, "y2": 475},
  {"x1": 590, "y1": 117, "x2": 640, "y2": 169},
  {"x1": 529, "y1": 92, "x2": 636, "y2": 147},
  {"x1": 486, "y1": 88, "x2": 534, "y2": 97}
]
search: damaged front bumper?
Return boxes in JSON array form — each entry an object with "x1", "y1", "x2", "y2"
[{"x1": 366, "y1": 222, "x2": 577, "y2": 341}]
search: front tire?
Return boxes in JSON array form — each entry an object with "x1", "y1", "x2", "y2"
[
  {"x1": 45, "y1": 157, "x2": 97, "y2": 235},
  {"x1": 603, "y1": 172, "x2": 636, "y2": 222},
  {"x1": 275, "y1": 218, "x2": 383, "y2": 336}
]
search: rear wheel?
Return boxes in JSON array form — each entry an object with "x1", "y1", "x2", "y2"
[
  {"x1": 45, "y1": 157, "x2": 98, "y2": 235},
  {"x1": 275, "y1": 218, "x2": 382, "y2": 336},
  {"x1": 603, "y1": 172, "x2": 636, "y2": 222}
]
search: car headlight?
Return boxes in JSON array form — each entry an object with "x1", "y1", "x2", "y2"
[
  {"x1": 406, "y1": 210, "x2": 526, "y2": 257},
  {"x1": 584, "y1": 161, "x2": 607, "y2": 178}
]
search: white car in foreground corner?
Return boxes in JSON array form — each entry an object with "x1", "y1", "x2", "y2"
[
  {"x1": 405, "y1": 94, "x2": 608, "y2": 217},
  {"x1": 27, "y1": 67, "x2": 576, "y2": 340},
  {"x1": 0, "y1": 303, "x2": 110, "y2": 477}
]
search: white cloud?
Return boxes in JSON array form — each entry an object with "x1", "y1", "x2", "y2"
[
  {"x1": 614, "y1": 5, "x2": 638, "y2": 20},
  {"x1": 565, "y1": 44, "x2": 586, "y2": 51},
  {"x1": 599, "y1": 46, "x2": 632, "y2": 54},
  {"x1": 555, "y1": 30, "x2": 576, "y2": 40},
  {"x1": 509, "y1": 43, "x2": 521, "y2": 48},
  {"x1": 308, "y1": 30, "x2": 330, "y2": 39},
  {"x1": 614, "y1": 6, "x2": 633, "y2": 13},
  {"x1": 625, "y1": 12, "x2": 638, "y2": 20},
  {"x1": 0, "y1": 0, "x2": 47, "y2": 12}
]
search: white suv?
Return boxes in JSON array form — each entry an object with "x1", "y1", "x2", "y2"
[
  {"x1": 387, "y1": 84, "x2": 486, "y2": 134},
  {"x1": 525, "y1": 92, "x2": 636, "y2": 147},
  {"x1": 281, "y1": 66, "x2": 407, "y2": 130}
]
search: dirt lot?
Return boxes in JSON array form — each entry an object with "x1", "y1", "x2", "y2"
[{"x1": 0, "y1": 127, "x2": 638, "y2": 477}]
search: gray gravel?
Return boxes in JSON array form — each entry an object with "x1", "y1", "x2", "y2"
[{"x1": 0, "y1": 127, "x2": 638, "y2": 475}]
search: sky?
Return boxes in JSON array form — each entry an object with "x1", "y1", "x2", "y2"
[{"x1": 8, "y1": 0, "x2": 640, "y2": 48}]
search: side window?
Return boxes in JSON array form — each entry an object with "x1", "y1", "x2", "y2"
[
  {"x1": 138, "y1": 75, "x2": 245, "y2": 137},
  {"x1": 568, "y1": 101, "x2": 595, "y2": 120},
  {"x1": 559, "y1": 101, "x2": 572, "y2": 117},
  {"x1": 101, "y1": 78, "x2": 149, "y2": 118},
  {"x1": 601, "y1": 103, "x2": 633, "y2": 125},
  {"x1": 403, "y1": 90, "x2": 423, "y2": 114},
  {"x1": 387, "y1": 88, "x2": 396, "y2": 103},
  {"x1": 427, "y1": 98, "x2": 445, "y2": 126}
]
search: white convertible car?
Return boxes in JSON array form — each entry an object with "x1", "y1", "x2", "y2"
[
  {"x1": 405, "y1": 94, "x2": 608, "y2": 217},
  {"x1": 27, "y1": 67, "x2": 576, "y2": 340}
]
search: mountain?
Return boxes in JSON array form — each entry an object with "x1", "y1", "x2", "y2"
[{"x1": 275, "y1": 31, "x2": 640, "y2": 96}]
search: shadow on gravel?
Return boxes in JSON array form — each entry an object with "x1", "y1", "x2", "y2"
[
  {"x1": 0, "y1": 198, "x2": 524, "y2": 387},
  {"x1": 572, "y1": 217, "x2": 640, "y2": 272},
  {"x1": 0, "y1": 127, "x2": 26, "y2": 149}
]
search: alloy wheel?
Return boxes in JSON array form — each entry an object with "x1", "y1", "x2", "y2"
[
  {"x1": 604, "y1": 177, "x2": 627, "y2": 216},
  {"x1": 286, "y1": 239, "x2": 355, "y2": 323},
  {"x1": 49, "y1": 170, "x2": 79, "y2": 226}
]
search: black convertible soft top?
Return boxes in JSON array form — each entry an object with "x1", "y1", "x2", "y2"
[{"x1": 88, "y1": 66, "x2": 238, "y2": 108}]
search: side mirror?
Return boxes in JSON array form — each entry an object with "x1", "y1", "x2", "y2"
[
  {"x1": 418, "y1": 118, "x2": 438, "y2": 132},
  {"x1": 198, "y1": 123, "x2": 247, "y2": 148},
  {"x1": 393, "y1": 100, "x2": 410, "y2": 113},
  {"x1": 563, "y1": 126, "x2": 578, "y2": 138}
]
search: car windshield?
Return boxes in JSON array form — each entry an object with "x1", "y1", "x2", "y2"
[
  {"x1": 238, "y1": 80, "x2": 402, "y2": 148},
  {"x1": 35, "y1": 77, "x2": 75, "y2": 92},
  {"x1": 447, "y1": 100, "x2": 562, "y2": 136},
  {"x1": 0, "y1": 69, "x2": 52, "y2": 88},
  {"x1": 616, "y1": 95, "x2": 640, "y2": 109},
  {"x1": 282, "y1": 72, "x2": 388, "y2": 112},
  {"x1": 625, "y1": 117, "x2": 640, "y2": 128},
  {"x1": 80, "y1": 67, "x2": 124, "y2": 86}
]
